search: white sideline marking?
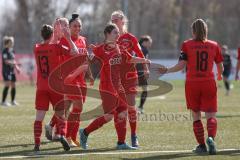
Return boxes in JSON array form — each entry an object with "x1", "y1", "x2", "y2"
[{"x1": 0, "y1": 148, "x2": 239, "y2": 159}]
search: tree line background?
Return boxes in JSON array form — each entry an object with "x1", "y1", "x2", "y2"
[{"x1": 1, "y1": 0, "x2": 240, "y2": 58}]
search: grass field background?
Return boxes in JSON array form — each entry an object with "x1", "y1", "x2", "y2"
[{"x1": 0, "y1": 80, "x2": 240, "y2": 159}]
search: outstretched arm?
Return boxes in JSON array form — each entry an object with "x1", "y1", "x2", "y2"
[
  {"x1": 167, "y1": 60, "x2": 186, "y2": 73},
  {"x1": 64, "y1": 64, "x2": 88, "y2": 84},
  {"x1": 156, "y1": 60, "x2": 187, "y2": 74},
  {"x1": 128, "y1": 56, "x2": 151, "y2": 64}
]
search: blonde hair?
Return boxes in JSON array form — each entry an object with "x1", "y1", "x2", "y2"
[
  {"x1": 191, "y1": 19, "x2": 208, "y2": 41},
  {"x1": 51, "y1": 17, "x2": 69, "y2": 42},
  {"x1": 3, "y1": 36, "x2": 14, "y2": 48},
  {"x1": 55, "y1": 17, "x2": 69, "y2": 29},
  {"x1": 111, "y1": 10, "x2": 128, "y2": 32}
]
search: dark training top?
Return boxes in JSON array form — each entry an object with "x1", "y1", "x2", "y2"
[{"x1": 2, "y1": 48, "x2": 15, "y2": 74}]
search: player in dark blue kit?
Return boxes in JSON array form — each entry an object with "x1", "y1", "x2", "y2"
[
  {"x1": 1, "y1": 36, "x2": 20, "y2": 107},
  {"x1": 221, "y1": 45, "x2": 232, "y2": 96},
  {"x1": 136, "y1": 35, "x2": 152, "y2": 114}
]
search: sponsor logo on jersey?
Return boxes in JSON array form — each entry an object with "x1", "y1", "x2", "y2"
[{"x1": 109, "y1": 55, "x2": 122, "y2": 65}]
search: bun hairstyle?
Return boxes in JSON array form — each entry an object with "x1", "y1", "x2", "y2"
[
  {"x1": 69, "y1": 13, "x2": 81, "y2": 24},
  {"x1": 72, "y1": 13, "x2": 79, "y2": 19},
  {"x1": 41, "y1": 24, "x2": 53, "y2": 40}
]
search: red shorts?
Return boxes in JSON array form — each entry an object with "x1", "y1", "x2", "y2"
[
  {"x1": 66, "y1": 87, "x2": 87, "y2": 102},
  {"x1": 185, "y1": 80, "x2": 217, "y2": 112},
  {"x1": 100, "y1": 91, "x2": 119, "y2": 114},
  {"x1": 35, "y1": 89, "x2": 64, "y2": 111},
  {"x1": 122, "y1": 78, "x2": 138, "y2": 94}
]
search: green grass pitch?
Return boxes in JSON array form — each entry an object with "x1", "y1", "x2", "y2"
[{"x1": 0, "y1": 80, "x2": 240, "y2": 159}]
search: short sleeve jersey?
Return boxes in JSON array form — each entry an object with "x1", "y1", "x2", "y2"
[
  {"x1": 180, "y1": 39, "x2": 223, "y2": 81},
  {"x1": 117, "y1": 33, "x2": 144, "y2": 81},
  {"x1": 93, "y1": 44, "x2": 132, "y2": 94},
  {"x1": 2, "y1": 48, "x2": 15, "y2": 74},
  {"x1": 59, "y1": 36, "x2": 87, "y2": 87},
  {"x1": 34, "y1": 43, "x2": 69, "y2": 90}
]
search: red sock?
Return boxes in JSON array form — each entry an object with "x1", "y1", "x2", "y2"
[
  {"x1": 85, "y1": 115, "x2": 112, "y2": 135},
  {"x1": 207, "y1": 117, "x2": 217, "y2": 138},
  {"x1": 51, "y1": 114, "x2": 60, "y2": 135},
  {"x1": 66, "y1": 112, "x2": 76, "y2": 138},
  {"x1": 71, "y1": 121, "x2": 80, "y2": 141},
  {"x1": 50, "y1": 114, "x2": 58, "y2": 128},
  {"x1": 66, "y1": 120, "x2": 74, "y2": 138},
  {"x1": 128, "y1": 107, "x2": 137, "y2": 136},
  {"x1": 66, "y1": 107, "x2": 81, "y2": 140},
  {"x1": 71, "y1": 107, "x2": 82, "y2": 140},
  {"x1": 193, "y1": 120, "x2": 205, "y2": 145},
  {"x1": 114, "y1": 109, "x2": 127, "y2": 143},
  {"x1": 56, "y1": 117, "x2": 66, "y2": 136},
  {"x1": 34, "y1": 121, "x2": 42, "y2": 145}
]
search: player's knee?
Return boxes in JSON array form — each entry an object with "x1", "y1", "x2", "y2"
[
  {"x1": 205, "y1": 112, "x2": 216, "y2": 119},
  {"x1": 10, "y1": 82, "x2": 16, "y2": 88},
  {"x1": 35, "y1": 110, "x2": 46, "y2": 121},
  {"x1": 191, "y1": 110, "x2": 201, "y2": 121}
]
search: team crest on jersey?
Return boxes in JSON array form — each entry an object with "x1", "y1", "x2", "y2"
[{"x1": 109, "y1": 55, "x2": 122, "y2": 65}]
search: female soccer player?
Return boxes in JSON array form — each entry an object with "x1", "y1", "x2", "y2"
[
  {"x1": 221, "y1": 45, "x2": 232, "y2": 96},
  {"x1": 45, "y1": 13, "x2": 92, "y2": 147},
  {"x1": 137, "y1": 35, "x2": 152, "y2": 114},
  {"x1": 1, "y1": 36, "x2": 20, "y2": 107},
  {"x1": 79, "y1": 23, "x2": 150, "y2": 150},
  {"x1": 157, "y1": 19, "x2": 223, "y2": 155},
  {"x1": 111, "y1": 10, "x2": 149, "y2": 148},
  {"x1": 33, "y1": 18, "x2": 78, "y2": 152}
]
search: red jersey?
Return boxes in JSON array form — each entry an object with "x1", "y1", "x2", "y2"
[
  {"x1": 238, "y1": 48, "x2": 240, "y2": 60},
  {"x1": 181, "y1": 39, "x2": 223, "y2": 81},
  {"x1": 93, "y1": 44, "x2": 132, "y2": 95},
  {"x1": 34, "y1": 43, "x2": 69, "y2": 90},
  {"x1": 59, "y1": 36, "x2": 87, "y2": 87},
  {"x1": 60, "y1": 36, "x2": 87, "y2": 60},
  {"x1": 118, "y1": 33, "x2": 144, "y2": 81}
]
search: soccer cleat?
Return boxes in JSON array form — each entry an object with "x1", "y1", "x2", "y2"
[
  {"x1": 45, "y1": 124, "x2": 53, "y2": 141},
  {"x1": 1, "y1": 102, "x2": 11, "y2": 107},
  {"x1": 33, "y1": 144, "x2": 40, "y2": 154},
  {"x1": 52, "y1": 134, "x2": 61, "y2": 141},
  {"x1": 79, "y1": 129, "x2": 88, "y2": 149},
  {"x1": 116, "y1": 143, "x2": 138, "y2": 150},
  {"x1": 206, "y1": 137, "x2": 217, "y2": 155},
  {"x1": 11, "y1": 101, "x2": 19, "y2": 106},
  {"x1": 72, "y1": 139, "x2": 80, "y2": 147},
  {"x1": 137, "y1": 107, "x2": 144, "y2": 114},
  {"x1": 131, "y1": 135, "x2": 139, "y2": 147},
  {"x1": 60, "y1": 136, "x2": 70, "y2": 151},
  {"x1": 66, "y1": 137, "x2": 77, "y2": 147},
  {"x1": 192, "y1": 144, "x2": 207, "y2": 154}
]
